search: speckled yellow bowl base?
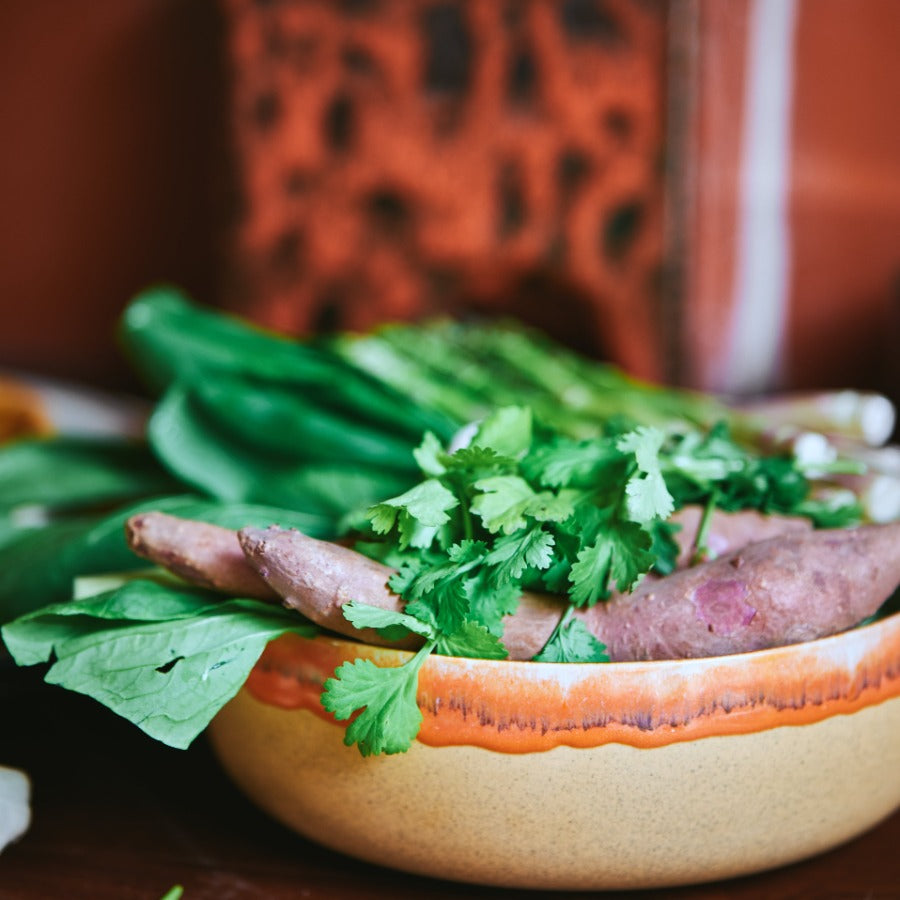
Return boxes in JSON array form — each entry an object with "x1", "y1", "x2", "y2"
[
  {"x1": 208, "y1": 692, "x2": 900, "y2": 890},
  {"x1": 207, "y1": 614, "x2": 900, "y2": 890}
]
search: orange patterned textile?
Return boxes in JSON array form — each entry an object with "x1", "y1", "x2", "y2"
[{"x1": 219, "y1": 0, "x2": 670, "y2": 381}]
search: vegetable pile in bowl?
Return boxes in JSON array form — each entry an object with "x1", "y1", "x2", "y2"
[{"x1": 1, "y1": 288, "x2": 898, "y2": 889}]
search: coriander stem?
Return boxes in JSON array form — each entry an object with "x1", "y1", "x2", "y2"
[
  {"x1": 536, "y1": 606, "x2": 574, "y2": 658},
  {"x1": 692, "y1": 489, "x2": 719, "y2": 565},
  {"x1": 455, "y1": 482, "x2": 474, "y2": 542}
]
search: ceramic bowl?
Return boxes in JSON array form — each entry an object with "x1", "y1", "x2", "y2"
[{"x1": 206, "y1": 610, "x2": 900, "y2": 890}]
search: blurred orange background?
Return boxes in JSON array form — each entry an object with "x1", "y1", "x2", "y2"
[{"x1": 0, "y1": 0, "x2": 898, "y2": 407}]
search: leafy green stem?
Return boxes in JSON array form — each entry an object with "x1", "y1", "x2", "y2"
[
  {"x1": 539, "y1": 605, "x2": 575, "y2": 656},
  {"x1": 692, "y1": 489, "x2": 720, "y2": 565}
]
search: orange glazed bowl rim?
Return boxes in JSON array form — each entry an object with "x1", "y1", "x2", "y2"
[{"x1": 244, "y1": 608, "x2": 900, "y2": 753}]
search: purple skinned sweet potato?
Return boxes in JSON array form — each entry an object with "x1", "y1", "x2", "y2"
[
  {"x1": 124, "y1": 512, "x2": 278, "y2": 601},
  {"x1": 125, "y1": 510, "x2": 899, "y2": 662},
  {"x1": 581, "y1": 521, "x2": 900, "y2": 661},
  {"x1": 237, "y1": 525, "x2": 421, "y2": 650},
  {"x1": 239, "y1": 521, "x2": 900, "y2": 662},
  {"x1": 123, "y1": 506, "x2": 805, "y2": 602}
]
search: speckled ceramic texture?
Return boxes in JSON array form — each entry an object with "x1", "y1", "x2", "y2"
[{"x1": 207, "y1": 612, "x2": 900, "y2": 890}]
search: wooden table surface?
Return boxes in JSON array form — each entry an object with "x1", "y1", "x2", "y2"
[{"x1": 1, "y1": 659, "x2": 898, "y2": 900}]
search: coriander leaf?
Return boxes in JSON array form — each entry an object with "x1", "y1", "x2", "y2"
[
  {"x1": 402, "y1": 597, "x2": 437, "y2": 630},
  {"x1": 412, "y1": 431, "x2": 447, "y2": 477},
  {"x1": 568, "y1": 538, "x2": 614, "y2": 607},
  {"x1": 528, "y1": 488, "x2": 578, "y2": 524},
  {"x1": 616, "y1": 425, "x2": 666, "y2": 472},
  {"x1": 525, "y1": 438, "x2": 625, "y2": 489},
  {"x1": 387, "y1": 558, "x2": 427, "y2": 597},
  {"x1": 471, "y1": 476, "x2": 536, "y2": 533},
  {"x1": 370, "y1": 478, "x2": 459, "y2": 527},
  {"x1": 367, "y1": 479, "x2": 459, "y2": 548},
  {"x1": 322, "y1": 641, "x2": 435, "y2": 756},
  {"x1": 569, "y1": 521, "x2": 652, "y2": 605},
  {"x1": 435, "y1": 621, "x2": 508, "y2": 659},
  {"x1": 605, "y1": 522, "x2": 653, "y2": 593},
  {"x1": 485, "y1": 527, "x2": 555, "y2": 582},
  {"x1": 471, "y1": 477, "x2": 569, "y2": 534},
  {"x1": 792, "y1": 493, "x2": 862, "y2": 529},
  {"x1": 472, "y1": 406, "x2": 532, "y2": 458},
  {"x1": 423, "y1": 578, "x2": 471, "y2": 635},
  {"x1": 447, "y1": 539, "x2": 491, "y2": 566},
  {"x1": 466, "y1": 577, "x2": 520, "y2": 635},
  {"x1": 534, "y1": 613, "x2": 609, "y2": 663},
  {"x1": 445, "y1": 445, "x2": 514, "y2": 470},
  {"x1": 341, "y1": 600, "x2": 435, "y2": 640},
  {"x1": 391, "y1": 540, "x2": 486, "y2": 603},
  {"x1": 539, "y1": 529, "x2": 582, "y2": 594},
  {"x1": 625, "y1": 469, "x2": 674, "y2": 523},
  {"x1": 647, "y1": 519, "x2": 680, "y2": 576},
  {"x1": 616, "y1": 426, "x2": 674, "y2": 523}
]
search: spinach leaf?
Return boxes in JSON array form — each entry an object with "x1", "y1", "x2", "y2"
[
  {"x1": 1, "y1": 580, "x2": 317, "y2": 749},
  {"x1": 148, "y1": 384, "x2": 415, "y2": 516},
  {"x1": 0, "y1": 436, "x2": 179, "y2": 513},
  {"x1": 188, "y1": 372, "x2": 421, "y2": 474},
  {"x1": 121, "y1": 287, "x2": 456, "y2": 443}
]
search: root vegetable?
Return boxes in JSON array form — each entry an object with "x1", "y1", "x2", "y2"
[
  {"x1": 583, "y1": 522, "x2": 900, "y2": 661},
  {"x1": 128, "y1": 505, "x2": 808, "y2": 601},
  {"x1": 124, "y1": 510, "x2": 898, "y2": 662},
  {"x1": 124, "y1": 512, "x2": 277, "y2": 601},
  {"x1": 231, "y1": 505, "x2": 816, "y2": 649},
  {"x1": 238, "y1": 520, "x2": 900, "y2": 662},
  {"x1": 237, "y1": 525, "x2": 421, "y2": 650}
]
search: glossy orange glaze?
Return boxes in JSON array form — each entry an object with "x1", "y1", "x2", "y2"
[{"x1": 246, "y1": 614, "x2": 900, "y2": 753}]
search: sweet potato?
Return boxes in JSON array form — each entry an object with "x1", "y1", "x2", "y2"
[
  {"x1": 125, "y1": 512, "x2": 278, "y2": 601},
  {"x1": 126, "y1": 506, "x2": 808, "y2": 600},
  {"x1": 582, "y1": 522, "x2": 900, "y2": 661},
  {"x1": 126, "y1": 510, "x2": 898, "y2": 662},
  {"x1": 237, "y1": 520, "x2": 900, "y2": 661},
  {"x1": 233, "y1": 506, "x2": 814, "y2": 646},
  {"x1": 237, "y1": 525, "x2": 421, "y2": 650}
]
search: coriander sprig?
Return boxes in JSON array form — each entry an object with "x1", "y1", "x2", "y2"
[{"x1": 323, "y1": 405, "x2": 859, "y2": 756}]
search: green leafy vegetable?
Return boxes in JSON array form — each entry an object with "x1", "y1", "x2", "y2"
[
  {"x1": 568, "y1": 519, "x2": 652, "y2": 606},
  {"x1": 0, "y1": 436, "x2": 179, "y2": 513},
  {"x1": 341, "y1": 600, "x2": 435, "y2": 640},
  {"x1": 1, "y1": 579, "x2": 317, "y2": 749},
  {"x1": 122, "y1": 286, "x2": 456, "y2": 443},
  {"x1": 533, "y1": 609, "x2": 609, "y2": 663},
  {"x1": 329, "y1": 319, "x2": 729, "y2": 438},
  {"x1": 368, "y1": 479, "x2": 459, "y2": 549},
  {"x1": 148, "y1": 384, "x2": 415, "y2": 516},
  {"x1": 322, "y1": 641, "x2": 435, "y2": 757},
  {"x1": 0, "y1": 289, "x2": 875, "y2": 760},
  {"x1": 322, "y1": 404, "x2": 859, "y2": 754}
]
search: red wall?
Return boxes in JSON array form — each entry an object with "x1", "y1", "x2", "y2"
[
  {"x1": 0, "y1": 1, "x2": 227, "y2": 388},
  {"x1": 1, "y1": 0, "x2": 897, "y2": 409}
]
